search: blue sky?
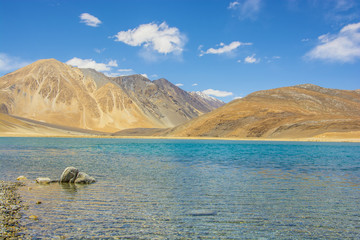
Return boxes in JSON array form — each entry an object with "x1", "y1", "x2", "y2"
[{"x1": 1, "y1": 0, "x2": 359, "y2": 102}]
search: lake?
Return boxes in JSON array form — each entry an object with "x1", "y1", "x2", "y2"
[{"x1": 1, "y1": 137, "x2": 360, "y2": 239}]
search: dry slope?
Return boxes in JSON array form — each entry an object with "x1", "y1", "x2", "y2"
[
  {"x1": 168, "y1": 84, "x2": 360, "y2": 139},
  {"x1": 0, "y1": 59, "x2": 223, "y2": 132}
]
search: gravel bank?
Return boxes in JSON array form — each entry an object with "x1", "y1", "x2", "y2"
[{"x1": 0, "y1": 181, "x2": 25, "y2": 239}]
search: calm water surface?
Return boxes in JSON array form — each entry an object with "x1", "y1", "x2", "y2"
[{"x1": 0, "y1": 137, "x2": 360, "y2": 239}]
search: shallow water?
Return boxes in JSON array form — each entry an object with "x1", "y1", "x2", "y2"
[{"x1": 1, "y1": 137, "x2": 360, "y2": 239}]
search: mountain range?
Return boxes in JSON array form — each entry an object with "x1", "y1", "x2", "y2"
[
  {"x1": 0, "y1": 59, "x2": 223, "y2": 133},
  {"x1": 1, "y1": 59, "x2": 359, "y2": 140}
]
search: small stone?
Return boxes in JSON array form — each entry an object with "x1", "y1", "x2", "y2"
[
  {"x1": 35, "y1": 177, "x2": 51, "y2": 184},
  {"x1": 28, "y1": 187, "x2": 32, "y2": 191},
  {"x1": 29, "y1": 215, "x2": 38, "y2": 220},
  {"x1": 10, "y1": 205, "x2": 20, "y2": 211},
  {"x1": 16, "y1": 176, "x2": 27, "y2": 181},
  {"x1": 36, "y1": 201, "x2": 42, "y2": 204}
]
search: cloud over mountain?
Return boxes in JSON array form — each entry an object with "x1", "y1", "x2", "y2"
[
  {"x1": 199, "y1": 41, "x2": 252, "y2": 56},
  {"x1": 66, "y1": 57, "x2": 118, "y2": 72},
  {"x1": 113, "y1": 22, "x2": 186, "y2": 55},
  {"x1": 306, "y1": 21, "x2": 360, "y2": 62},
  {"x1": 203, "y1": 89, "x2": 233, "y2": 97}
]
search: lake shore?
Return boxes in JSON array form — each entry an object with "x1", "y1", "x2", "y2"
[
  {"x1": 0, "y1": 132, "x2": 359, "y2": 142},
  {"x1": 0, "y1": 181, "x2": 25, "y2": 239}
]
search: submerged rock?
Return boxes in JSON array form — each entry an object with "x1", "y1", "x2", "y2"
[
  {"x1": 60, "y1": 167, "x2": 96, "y2": 184},
  {"x1": 60, "y1": 167, "x2": 79, "y2": 183},
  {"x1": 35, "y1": 177, "x2": 51, "y2": 184},
  {"x1": 74, "y1": 172, "x2": 96, "y2": 184},
  {"x1": 188, "y1": 210, "x2": 217, "y2": 216}
]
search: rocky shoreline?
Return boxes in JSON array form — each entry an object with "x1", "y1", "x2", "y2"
[{"x1": 0, "y1": 181, "x2": 26, "y2": 239}]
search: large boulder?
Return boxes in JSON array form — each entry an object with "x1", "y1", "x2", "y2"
[
  {"x1": 60, "y1": 167, "x2": 79, "y2": 183},
  {"x1": 74, "y1": 172, "x2": 96, "y2": 184}
]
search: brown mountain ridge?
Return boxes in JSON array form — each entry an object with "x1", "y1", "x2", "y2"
[{"x1": 165, "y1": 84, "x2": 360, "y2": 139}]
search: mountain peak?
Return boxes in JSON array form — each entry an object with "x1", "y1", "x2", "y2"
[
  {"x1": 30, "y1": 58, "x2": 65, "y2": 67},
  {"x1": 153, "y1": 78, "x2": 175, "y2": 88}
]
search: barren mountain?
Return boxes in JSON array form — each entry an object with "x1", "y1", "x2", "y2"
[
  {"x1": 0, "y1": 59, "x2": 223, "y2": 132},
  {"x1": 167, "y1": 84, "x2": 360, "y2": 139}
]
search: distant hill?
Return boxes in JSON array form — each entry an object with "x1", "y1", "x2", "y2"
[
  {"x1": 0, "y1": 59, "x2": 224, "y2": 133},
  {"x1": 167, "y1": 84, "x2": 360, "y2": 139}
]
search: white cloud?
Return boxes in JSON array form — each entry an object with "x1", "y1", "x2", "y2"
[
  {"x1": 306, "y1": 21, "x2": 360, "y2": 62},
  {"x1": 175, "y1": 83, "x2": 184, "y2": 87},
  {"x1": 202, "y1": 89, "x2": 233, "y2": 97},
  {"x1": 192, "y1": 83, "x2": 198, "y2": 86},
  {"x1": 104, "y1": 72, "x2": 122, "y2": 77},
  {"x1": 228, "y1": 1, "x2": 240, "y2": 9},
  {"x1": 117, "y1": 69, "x2": 133, "y2": 72},
  {"x1": 150, "y1": 74, "x2": 159, "y2": 79},
  {"x1": 141, "y1": 73, "x2": 148, "y2": 78},
  {"x1": 199, "y1": 41, "x2": 252, "y2": 56},
  {"x1": 234, "y1": 96, "x2": 243, "y2": 99},
  {"x1": 80, "y1": 13, "x2": 102, "y2": 27},
  {"x1": 244, "y1": 54, "x2": 260, "y2": 63},
  {"x1": 66, "y1": 57, "x2": 118, "y2": 72},
  {"x1": 113, "y1": 22, "x2": 186, "y2": 55},
  {"x1": 94, "y1": 48, "x2": 106, "y2": 54},
  {"x1": 264, "y1": 55, "x2": 281, "y2": 63},
  {"x1": 334, "y1": 0, "x2": 356, "y2": 11},
  {"x1": 0, "y1": 53, "x2": 31, "y2": 72},
  {"x1": 228, "y1": 0, "x2": 262, "y2": 20}
]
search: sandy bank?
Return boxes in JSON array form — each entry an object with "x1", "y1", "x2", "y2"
[{"x1": 0, "y1": 133, "x2": 359, "y2": 143}]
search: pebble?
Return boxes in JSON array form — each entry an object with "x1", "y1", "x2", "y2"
[
  {"x1": 16, "y1": 176, "x2": 27, "y2": 181},
  {"x1": 0, "y1": 181, "x2": 26, "y2": 238},
  {"x1": 29, "y1": 215, "x2": 39, "y2": 220}
]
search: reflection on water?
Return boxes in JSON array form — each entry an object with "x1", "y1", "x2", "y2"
[{"x1": 0, "y1": 138, "x2": 360, "y2": 239}]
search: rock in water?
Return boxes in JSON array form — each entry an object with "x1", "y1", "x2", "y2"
[
  {"x1": 60, "y1": 167, "x2": 79, "y2": 183},
  {"x1": 188, "y1": 210, "x2": 217, "y2": 216},
  {"x1": 74, "y1": 172, "x2": 96, "y2": 184},
  {"x1": 35, "y1": 177, "x2": 51, "y2": 184}
]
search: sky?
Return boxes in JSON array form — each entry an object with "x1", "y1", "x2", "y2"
[{"x1": 0, "y1": 0, "x2": 359, "y2": 102}]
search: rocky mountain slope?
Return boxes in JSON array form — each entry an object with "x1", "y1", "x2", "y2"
[
  {"x1": 0, "y1": 59, "x2": 223, "y2": 132},
  {"x1": 189, "y1": 91, "x2": 224, "y2": 110},
  {"x1": 167, "y1": 84, "x2": 360, "y2": 139}
]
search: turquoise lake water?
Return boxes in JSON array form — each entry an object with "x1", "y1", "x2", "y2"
[{"x1": 0, "y1": 137, "x2": 360, "y2": 239}]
